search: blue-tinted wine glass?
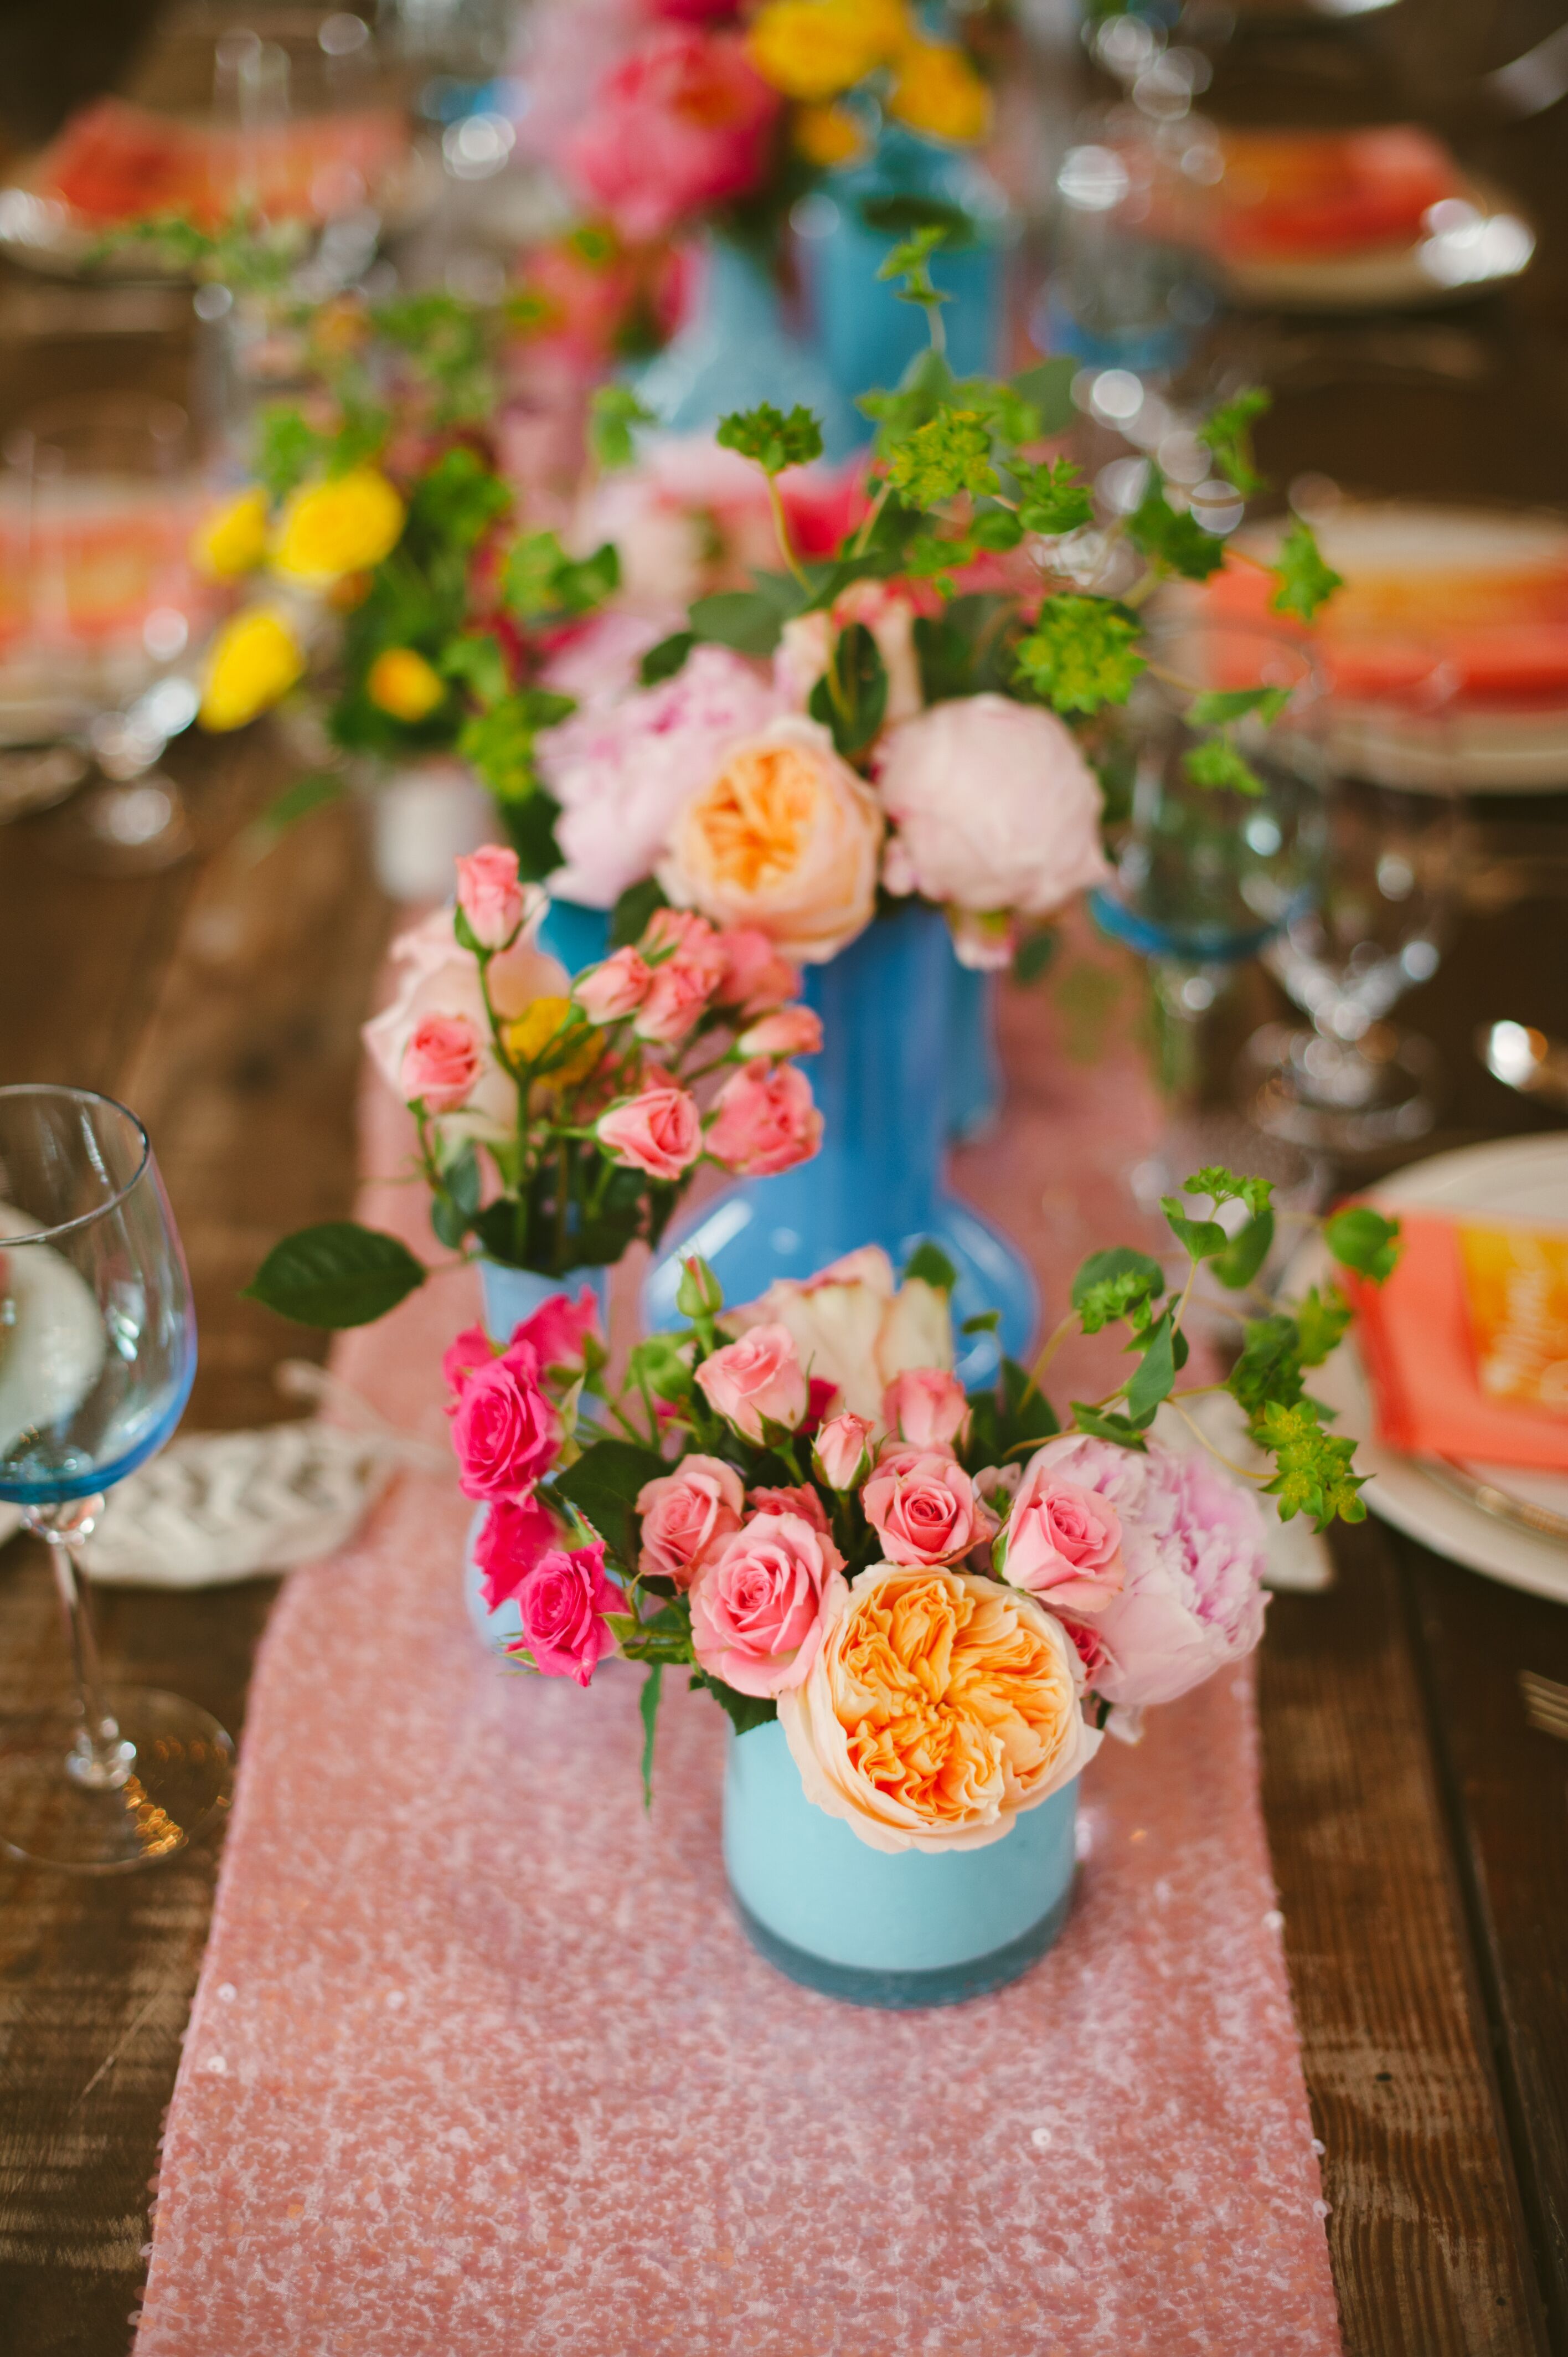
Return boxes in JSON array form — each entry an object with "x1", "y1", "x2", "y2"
[{"x1": 0, "y1": 1085, "x2": 231, "y2": 1871}]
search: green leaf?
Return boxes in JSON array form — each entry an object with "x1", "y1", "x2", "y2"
[
  {"x1": 1295, "y1": 1282, "x2": 1354, "y2": 1367},
  {"x1": 1071, "y1": 1246, "x2": 1165, "y2": 1334},
  {"x1": 406, "y1": 446, "x2": 511, "y2": 553},
  {"x1": 458, "y1": 688, "x2": 574, "y2": 805},
  {"x1": 1196, "y1": 386, "x2": 1270, "y2": 497},
  {"x1": 589, "y1": 384, "x2": 653, "y2": 470},
  {"x1": 502, "y1": 531, "x2": 618, "y2": 622},
  {"x1": 690, "y1": 1669, "x2": 778, "y2": 1736},
  {"x1": 970, "y1": 508, "x2": 1024, "y2": 553},
  {"x1": 638, "y1": 1664, "x2": 663, "y2": 1810},
  {"x1": 904, "y1": 1241, "x2": 958, "y2": 1293},
  {"x1": 243, "y1": 1222, "x2": 426, "y2": 1329},
  {"x1": 807, "y1": 621, "x2": 888, "y2": 756},
  {"x1": 1228, "y1": 1313, "x2": 1306, "y2": 1420},
  {"x1": 1324, "y1": 1205, "x2": 1401, "y2": 1283},
  {"x1": 1013, "y1": 456, "x2": 1094, "y2": 538},
  {"x1": 688, "y1": 587, "x2": 798, "y2": 657},
  {"x1": 1008, "y1": 358, "x2": 1077, "y2": 439},
  {"x1": 1271, "y1": 519, "x2": 1343, "y2": 624},
  {"x1": 252, "y1": 403, "x2": 323, "y2": 500},
  {"x1": 715, "y1": 403, "x2": 823, "y2": 475},
  {"x1": 1183, "y1": 736, "x2": 1266, "y2": 796},
  {"x1": 1127, "y1": 472, "x2": 1228, "y2": 582},
  {"x1": 1125, "y1": 1311, "x2": 1177, "y2": 1424},
  {"x1": 627, "y1": 1332, "x2": 695, "y2": 1403},
  {"x1": 551, "y1": 1436, "x2": 667, "y2": 1563},
  {"x1": 1189, "y1": 687, "x2": 1292, "y2": 728},
  {"x1": 1185, "y1": 1166, "x2": 1275, "y2": 1218},
  {"x1": 1253, "y1": 1399, "x2": 1366, "y2": 1529},
  {"x1": 1160, "y1": 1197, "x2": 1230, "y2": 1262},
  {"x1": 499, "y1": 785, "x2": 564, "y2": 884},
  {"x1": 1211, "y1": 1208, "x2": 1275, "y2": 1290},
  {"x1": 244, "y1": 768, "x2": 348, "y2": 852},
  {"x1": 1012, "y1": 927, "x2": 1056, "y2": 986},
  {"x1": 610, "y1": 876, "x2": 668, "y2": 948},
  {"x1": 639, "y1": 630, "x2": 696, "y2": 686},
  {"x1": 961, "y1": 1310, "x2": 1002, "y2": 1335},
  {"x1": 1014, "y1": 596, "x2": 1144, "y2": 716},
  {"x1": 966, "y1": 1356, "x2": 1060, "y2": 1471},
  {"x1": 886, "y1": 408, "x2": 998, "y2": 507},
  {"x1": 1069, "y1": 1401, "x2": 1148, "y2": 1449},
  {"x1": 440, "y1": 631, "x2": 510, "y2": 709},
  {"x1": 864, "y1": 203, "x2": 972, "y2": 253}
]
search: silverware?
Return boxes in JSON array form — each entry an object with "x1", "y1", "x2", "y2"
[
  {"x1": 1520, "y1": 1669, "x2": 1568, "y2": 1742},
  {"x1": 1477, "y1": 1020, "x2": 1568, "y2": 1109},
  {"x1": 1426, "y1": 1458, "x2": 1568, "y2": 1544}
]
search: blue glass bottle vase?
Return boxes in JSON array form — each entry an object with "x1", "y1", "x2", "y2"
[{"x1": 726, "y1": 1721, "x2": 1078, "y2": 2007}]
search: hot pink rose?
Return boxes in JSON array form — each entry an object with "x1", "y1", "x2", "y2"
[
  {"x1": 813, "y1": 1411, "x2": 875, "y2": 1490},
  {"x1": 736, "y1": 1005, "x2": 823, "y2": 1058},
  {"x1": 561, "y1": 28, "x2": 780, "y2": 248},
  {"x1": 635, "y1": 955, "x2": 714, "y2": 1046},
  {"x1": 455, "y1": 845, "x2": 525, "y2": 949},
  {"x1": 862, "y1": 1447, "x2": 993, "y2": 1568},
  {"x1": 688, "y1": 1512, "x2": 845, "y2": 1697},
  {"x1": 746, "y1": 1482, "x2": 829, "y2": 1534},
  {"x1": 401, "y1": 1012, "x2": 483, "y2": 1113},
  {"x1": 713, "y1": 927, "x2": 800, "y2": 1013},
  {"x1": 706, "y1": 1058, "x2": 822, "y2": 1176},
  {"x1": 695, "y1": 1322, "x2": 807, "y2": 1440},
  {"x1": 882, "y1": 1367, "x2": 969, "y2": 1450},
  {"x1": 512, "y1": 1285, "x2": 602, "y2": 1377},
  {"x1": 474, "y1": 1491, "x2": 563, "y2": 1613},
  {"x1": 596, "y1": 1085, "x2": 702, "y2": 1178},
  {"x1": 575, "y1": 946, "x2": 651, "y2": 1023},
  {"x1": 636, "y1": 1453, "x2": 744, "y2": 1587},
  {"x1": 510, "y1": 1540, "x2": 623, "y2": 1687},
  {"x1": 442, "y1": 1321, "x2": 493, "y2": 1402},
  {"x1": 1004, "y1": 1453, "x2": 1126, "y2": 1614},
  {"x1": 450, "y1": 1343, "x2": 563, "y2": 1501}
]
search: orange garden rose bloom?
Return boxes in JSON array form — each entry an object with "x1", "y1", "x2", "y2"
[
  {"x1": 368, "y1": 646, "x2": 446, "y2": 722},
  {"x1": 658, "y1": 716, "x2": 882, "y2": 961},
  {"x1": 780, "y1": 1565, "x2": 1100, "y2": 1852},
  {"x1": 271, "y1": 467, "x2": 405, "y2": 584}
]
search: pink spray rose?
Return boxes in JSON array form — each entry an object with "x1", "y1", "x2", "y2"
[
  {"x1": 688, "y1": 1512, "x2": 846, "y2": 1697},
  {"x1": 596, "y1": 1084, "x2": 702, "y2": 1179},
  {"x1": 1017, "y1": 1433, "x2": 1270, "y2": 1706},
  {"x1": 746, "y1": 1482, "x2": 830, "y2": 1533},
  {"x1": 364, "y1": 906, "x2": 565, "y2": 1139},
  {"x1": 560, "y1": 24, "x2": 779, "y2": 246},
  {"x1": 442, "y1": 1320, "x2": 494, "y2": 1401},
  {"x1": 474, "y1": 1491, "x2": 564, "y2": 1613},
  {"x1": 512, "y1": 1285, "x2": 603, "y2": 1377},
  {"x1": 705, "y1": 1058, "x2": 823, "y2": 1176},
  {"x1": 450, "y1": 1343, "x2": 563, "y2": 1501},
  {"x1": 713, "y1": 927, "x2": 800, "y2": 1014},
  {"x1": 636, "y1": 1453, "x2": 745, "y2": 1587},
  {"x1": 1003, "y1": 1452, "x2": 1126, "y2": 1614},
  {"x1": 881, "y1": 1367, "x2": 969, "y2": 1450},
  {"x1": 695, "y1": 1322, "x2": 808, "y2": 1440},
  {"x1": 455, "y1": 845, "x2": 526, "y2": 949},
  {"x1": 736, "y1": 1005, "x2": 823, "y2": 1058},
  {"x1": 862, "y1": 1448, "x2": 994, "y2": 1568},
  {"x1": 400, "y1": 1012, "x2": 483, "y2": 1113},
  {"x1": 812, "y1": 1411, "x2": 875, "y2": 1490},
  {"x1": 575, "y1": 946, "x2": 652, "y2": 1023},
  {"x1": 511, "y1": 1540, "x2": 623, "y2": 1687},
  {"x1": 634, "y1": 953, "x2": 718, "y2": 1046}
]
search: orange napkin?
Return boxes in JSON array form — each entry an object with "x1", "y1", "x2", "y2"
[{"x1": 1346, "y1": 1211, "x2": 1568, "y2": 1470}]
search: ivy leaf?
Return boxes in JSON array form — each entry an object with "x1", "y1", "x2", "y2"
[
  {"x1": 904, "y1": 1241, "x2": 958, "y2": 1292},
  {"x1": 1196, "y1": 386, "x2": 1270, "y2": 497},
  {"x1": 1296, "y1": 1282, "x2": 1354, "y2": 1367},
  {"x1": 589, "y1": 384, "x2": 653, "y2": 470},
  {"x1": 715, "y1": 403, "x2": 823, "y2": 475},
  {"x1": 1014, "y1": 456, "x2": 1094, "y2": 537},
  {"x1": 1014, "y1": 596, "x2": 1144, "y2": 716},
  {"x1": 1071, "y1": 1246, "x2": 1165, "y2": 1334},
  {"x1": 639, "y1": 630, "x2": 696, "y2": 686},
  {"x1": 638, "y1": 1664, "x2": 663, "y2": 1809},
  {"x1": 243, "y1": 1222, "x2": 426, "y2": 1329},
  {"x1": 690, "y1": 1668, "x2": 778, "y2": 1736},
  {"x1": 1183, "y1": 736, "x2": 1266, "y2": 796},
  {"x1": 1271, "y1": 519, "x2": 1343, "y2": 623},
  {"x1": 1125, "y1": 1311, "x2": 1177, "y2": 1424},
  {"x1": 808, "y1": 621, "x2": 888, "y2": 756},
  {"x1": 551, "y1": 1436, "x2": 667, "y2": 1562},
  {"x1": 1190, "y1": 687, "x2": 1292, "y2": 728},
  {"x1": 1127, "y1": 472, "x2": 1229, "y2": 581},
  {"x1": 887, "y1": 408, "x2": 998, "y2": 506},
  {"x1": 1160, "y1": 1196, "x2": 1230, "y2": 1262},
  {"x1": 1324, "y1": 1204, "x2": 1401, "y2": 1283}
]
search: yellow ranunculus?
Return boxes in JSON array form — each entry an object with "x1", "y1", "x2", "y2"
[
  {"x1": 271, "y1": 467, "x2": 405, "y2": 584},
  {"x1": 192, "y1": 486, "x2": 270, "y2": 580},
  {"x1": 793, "y1": 101, "x2": 866, "y2": 169},
  {"x1": 199, "y1": 610, "x2": 306, "y2": 733},
  {"x1": 367, "y1": 647, "x2": 446, "y2": 723},
  {"x1": 748, "y1": 0, "x2": 909, "y2": 102},
  {"x1": 503, "y1": 997, "x2": 602, "y2": 1088},
  {"x1": 886, "y1": 41, "x2": 991, "y2": 145}
]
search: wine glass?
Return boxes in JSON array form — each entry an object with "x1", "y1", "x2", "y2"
[
  {"x1": 6, "y1": 395, "x2": 213, "y2": 872},
  {"x1": 0, "y1": 1086, "x2": 231, "y2": 1873}
]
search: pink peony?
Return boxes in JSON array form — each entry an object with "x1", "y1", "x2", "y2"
[
  {"x1": 696, "y1": 1322, "x2": 808, "y2": 1440},
  {"x1": 512, "y1": 1285, "x2": 602, "y2": 1377},
  {"x1": 442, "y1": 1320, "x2": 494, "y2": 1401},
  {"x1": 688, "y1": 1512, "x2": 845, "y2": 1697},
  {"x1": 1018, "y1": 1434, "x2": 1270, "y2": 1706},
  {"x1": 713, "y1": 926, "x2": 800, "y2": 1013},
  {"x1": 560, "y1": 27, "x2": 780, "y2": 248},
  {"x1": 364, "y1": 907, "x2": 565, "y2": 1140},
  {"x1": 401, "y1": 1012, "x2": 483, "y2": 1113},
  {"x1": 636, "y1": 1453, "x2": 745, "y2": 1587},
  {"x1": 875, "y1": 695, "x2": 1110, "y2": 935},
  {"x1": 1003, "y1": 1455, "x2": 1126, "y2": 1614},
  {"x1": 862, "y1": 1447, "x2": 994, "y2": 1568},
  {"x1": 450, "y1": 1342, "x2": 563, "y2": 1501},
  {"x1": 474, "y1": 1491, "x2": 563, "y2": 1613},
  {"x1": 736, "y1": 1005, "x2": 822, "y2": 1058},
  {"x1": 536, "y1": 643, "x2": 787, "y2": 910},
  {"x1": 596, "y1": 1085, "x2": 702, "y2": 1178},
  {"x1": 881, "y1": 1367, "x2": 969, "y2": 1450},
  {"x1": 813, "y1": 1411, "x2": 875, "y2": 1490},
  {"x1": 510, "y1": 1540, "x2": 623, "y2": 1687},
  {"x1": 575, "y1": 946, "x2": 652, "y2": 1023},
  {"x1": 705, "y1": 1058, "x2": 823, "y2": 1176},
  {"x1": 455, "y1": 845, "x2": 525, "y2": 949},
  {"x1": 746, "y1": 1481, "x2": 829, "y2": 1533}
]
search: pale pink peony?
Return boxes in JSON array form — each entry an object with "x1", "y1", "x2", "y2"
[
  {"x1": 455, "y1": 845, "x2": 526, "y2": 949},
  {"x1": 450, "y1": 1342, "x2": 563, "y2": 1501},
  {"x1": 863, "y1": 1447, "x2": 994, "y2": 1568},
  {"x1": 560, "y1": 27, "x2": 780, "y2": 246},
  {"x1": 537, "y1": 643, "x2": 787, "y2": 910},
  {"x1": 1003, "y1": 1456, "x2": 1126, "y2": 1614},
  {"x1": 541, "y1": 609, "x2": 680, "y2": 708},
  {"x1": 512, "y1": 1285, "x2": 603, "y2": 1377},
  {"x1": 688, "y1": 1512, "x2": 845, "y2": 1697},
  {"x1": 736, "y1": 1005, "x2": 822, "y2": 1058},
  {"x1": 713, "y1": 926, "x2": 800, "y2": 1013},
  {"x1": 875, "y1": 695, "x2": 1110, "y2": 936},
  {"x1": 695, "y1": 1322, "x2": 807, "y2": 1440},
  {"x1": 705, "y1": 1058, "x2": 823, "y2": 1175},
  {"x1": 637, "y1": 1454, "x2": 745, "y2": 1587},
  {"x1": 474, "y1": 1492, "x2": 564, "y2": 1613},
  {"x1": 882, "y1": 1367, "x2": 969, "y2": 1450},
  {"x1": 812, "y1": 1411, "x2": 875, "y2": 1490},
  {"x1": 510, "y1": 1540, "x2": 623, "y2": 1687},
  {"x1": 400, "y1": 1013, "x2": 483, "y2": 1113},
  {"x1": 364, "y1": 907, "x2": 565, "y2": 1139},
  {"x1": 596, "y1": 1084, "x2": 702, "y2": 1179},
  {"x1": 575, "y1": 946, "x2": 652, "y2": 1023},
  {"x1": 746, "y1": 1481, "x2": 830, "y2": 1533}
]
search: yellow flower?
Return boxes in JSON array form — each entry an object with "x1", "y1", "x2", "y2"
[
  {"x1": 887, "y1": 41, "x2": 991, "y2": 145},
  {"x1": 748, "y1": 0, "x2": 909, "y2": 102},
  {"x1": 793, "y1": 101, "x2": 866, "y2": 168},
  {"x1": 192, "y1": 486, "x2": 270, "y2": 580},
  {"x1": 367, "y1": 647, "x2": 446, "y2": 723},
  {"x1": 271, "y1": 468, "x2": 404, "y2": 585},
  {"x1": 503, "y1": 996, "x2": 602, "y2": 1088},
  {"x1": 198, "y1": 610, "x2": 306, "y2": 733}
]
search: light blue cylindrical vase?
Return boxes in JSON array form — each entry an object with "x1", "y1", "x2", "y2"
[
  {"x1": 945, "y1": 955, "x2": 1002, "y2": 1142},
  {"x1": 726, "y1": 1721, "x2": 1078, "y2": 2007},
  {"x1": 462, "y1": 1257, "x2": 610, "y2": 1653},
  {"x1": 644, "y1": 901, "x2": 1037, "y2": 1388},
  {"x1": 537, "y1": 897, "x2": 610, "y2": 977}
]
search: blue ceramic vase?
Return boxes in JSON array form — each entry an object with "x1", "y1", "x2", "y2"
[
  {"x1": 644, "y1": 900, "x2": 1037, "y2": 1387},
  {"x1": 945, "y1": 955, "x2": 1002, "y2": 1143},
  {"x1": 725, "y1": 1721, "x2": 1078, "y2": 2007},
  {"x1": 537, "y1": 897, "x2": 610, "y2": 978}
]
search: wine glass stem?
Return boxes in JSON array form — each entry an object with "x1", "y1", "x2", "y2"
[{"x1": 34, "y1": 1508, "x2": 133, "y2": 1788}]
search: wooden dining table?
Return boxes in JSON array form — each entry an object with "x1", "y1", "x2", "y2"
[{"x1": 2, "y1": 3, "x2": 1568, "y2": 2351}]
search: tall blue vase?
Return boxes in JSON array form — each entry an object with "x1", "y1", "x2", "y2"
[
  {"x1": 537, "y1": 897, "x2": 609, "y2": 977},
  {"x1": 945, "y1": 954, "x2": 1002, "y2": 1143},
  {"x1": 643, "y1": 901, "x2": 1037, "y2": 1387}
]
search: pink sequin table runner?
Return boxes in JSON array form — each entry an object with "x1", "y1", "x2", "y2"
[{"x1": 136, "y1": 976, "x2": 1342, "y2": 2356}]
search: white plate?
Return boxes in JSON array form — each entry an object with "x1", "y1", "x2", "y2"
[{"x1": 1305, "y1": 1133, "x2": 1568, "y2": 1601}]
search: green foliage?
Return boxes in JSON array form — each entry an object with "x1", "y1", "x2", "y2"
[
  {"x1": 675, "y1": 1253, "x2": 725, "y2": 1320},
  {"x1": 245, "y1": 768, "x2": 349, "y2": 852},
  {"x1": 427, "y1": 1139, "x2": 482, "y2": 1250},
  {"x1": 1254, "y1": 1401, "x2": 1366, "y2": 1529},
  {"x1": 1184, "y1": 1166, "x2": 1274, "y2": 1219},
  {"x1": 875, "y1": 222, "x2": 953, "y2": 315},
  {"x1": 253, "y1": 404, "x2": 325, "y2": 502},
  {"x1": 716, "y1": 403, "x2": 823, "y2": 475},
  {"x1": 638, "y1": 1665, "x2": 662, "y2": 1808},
  {"x1": 589, "y1": 384, "x2": 654, "y2": 470},
  {"x1": 1211, "y1": 1208, "x2": 1275, "y2": 1291},
  {"x1": 502, "y1": 531, "x2": 619, "y2": 622},
  {"x1": 808, "y1": 621, "x2": 888, "y2": 756},
  {"x1": 244, "y1": 1222, "x2": 426, "y2": 1329},
  {"x1": 690, "y1": 1669, "x2": 778, "y2": 1736},
  {"x1": 639, "y1": 630, "x2": 697, "y2": 686},
  {"x1": 1271, "y1": 519, "x2": 1343, "y2": 623},
  {"x1": 1183, "y1": 736, "x2": 1266, "y2": 796},
  {"x1": 1013, "y1": 457, "x2": 1094, "y2": 538},
  {"x1": 1012, "y1": 927, "x2": 1056, "y2": 986},
  {"x1": 1296, "y1": 1282, "x2": 1354, "y2": 1367},
  {"x1": 1007, "y1": 358, "x2": 1077, "y2": 439},
  {"x1": 459, "y1": 687, "x2": 575, "y2": 805},
  {"x1": 1197, "y1": 386, "x2": 1270, "y2": 498},
  {"x1": 610, "y1": 875, "x2": 668, "y2": 946},
  {"x1": 1126, "y1": 473, "x2": 1228, "y2": 581},
  {"x1": 1324, "y1": 1204, "x2": 1401, "y2": 1282},
  {"x1": 964, "y1": 1356, "x2": 1060, "y2": 1472},
  {"x1": 1125, "y1": 1310, "x2": 1177, "y2": 1424},
  {"x1": 1189, "y1": 686, "x2": 1292, "y2": 728},
  {"x1": 1071, "y1": 1246, "x2": 1165, "y2": 1335},
  {"x1": 626, "y1": 1331, "x2": 695, "y2": 1404},
  {"x1": 904, "y1": 1241, "x2": 959, "y2": 1292},
  {"x1": 886, "y1": 409, "x2": 998, "y2": 507},
  {"x1": 1228, "y1": 1313, "x2": 1306, "y2": 1420},
  {"x1": 500, "y1": 785, "x2": 564, "y2": 884},
  {"x1": 1160, "y1": 1195, "x2": 1230, "y2": 1262},
  {"x1": 551, "y1": 1436, "x2": 667, "y2": 1562},
  {"x1": 371, "y1": 291, "x2": 494, "y2": 421},
  {"x1": 1068, "y1": 1401, "x2": 1149, "y2": 1449},
  {"x1": 406, "y1": 445, "x2": 512, "y2": 555},
  {"x1": 687, "y1": 575, "x2": 804, "y2": 657},
  {"x1": 1014, "y1": 597, "x2": 1144, "y2": 716},
  {"x1": 440, "y1": 631, "x2": 510, "y2": 708}
]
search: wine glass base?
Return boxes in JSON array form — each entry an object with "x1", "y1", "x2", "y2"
[
  {"x1": 1242, "y1": 1021, "x2": 1438, "y2": 1155},
  {"x1": 44, "y1": 773, "x2": 193, "y2": 874},
  {"x1": 0, "y1": 1686, "x2": 233, "y2": 1874}
]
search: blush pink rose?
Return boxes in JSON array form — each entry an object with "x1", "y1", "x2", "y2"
[
  {"x1": 705, "y1": 1058, "x2": 822, "y2": 1176},
  {"x1": 450, "y1": 1343, "x2": 563, "y2": 1501},
  {"x1": 688, "y1": 1512, "x2": 845, "y2": 1697},
  {"x1": 746, "y1": 1482, "x2": 830, "y2": 1533},
  {"x1": 1003, "y1": 1454, "x2": 1126, "y2": 1614},
  {"x1": 736, "y1": 1005, "x2": 822, "y2": 1057},
  {"x1": 695, "y1": 1322, "x2": 807, "y2": 1440},
  {"x1": 636, "y1": 1453, "x2": 745, "y2": 1587},
  {"x1": 364, "y1": 905, "x2": 564, "y2": 1139},
  {"x1": 474, "y1": 1491, "x2": 564, "y2": 1613},
  {"x1": 882, "y1": 1367, "x2": 969, "y2": 1450},
  {"x1": 512, "y1": 1285, "x2": 603, "y2": 1377},
  {"x1": 713, "y1": 927, "x2": 800, "y2": 1013},
  {"x1": 635, "y1": 955, "x2": 715, "y2": 1046},
  {"x1": 596, "y1": 1084, "x2": 702, "y2": 1178},
  {"x1": 401, "y1": 1012, "x2": 483, "y2": 1113},
  {"x1": 575, "y1": 946, "x2": 652, "y2": 1023},
  {"x1": 862, "y1": 1447, "x2": 993, "y2": 1568},
  {"x1": 455, "y1": 845, "x2": 525, "y2": 949},
  {"x1": 813, "y1": 1411, "x2": 875, "y2": 1490},
  {"x1": 510, "y1": 1540, "x2": 623, "y2": 1687},
  {"x1": 561, "y1": 26, "x2": 780, "y2": 248}
]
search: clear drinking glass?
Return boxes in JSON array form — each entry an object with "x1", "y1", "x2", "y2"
[
  {"x1": 0, "y1": 1086, "x2": 231, "y2": 1872},
  {"x1": 6, "y1": 394, "x2": 212, "y2": 871}
]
